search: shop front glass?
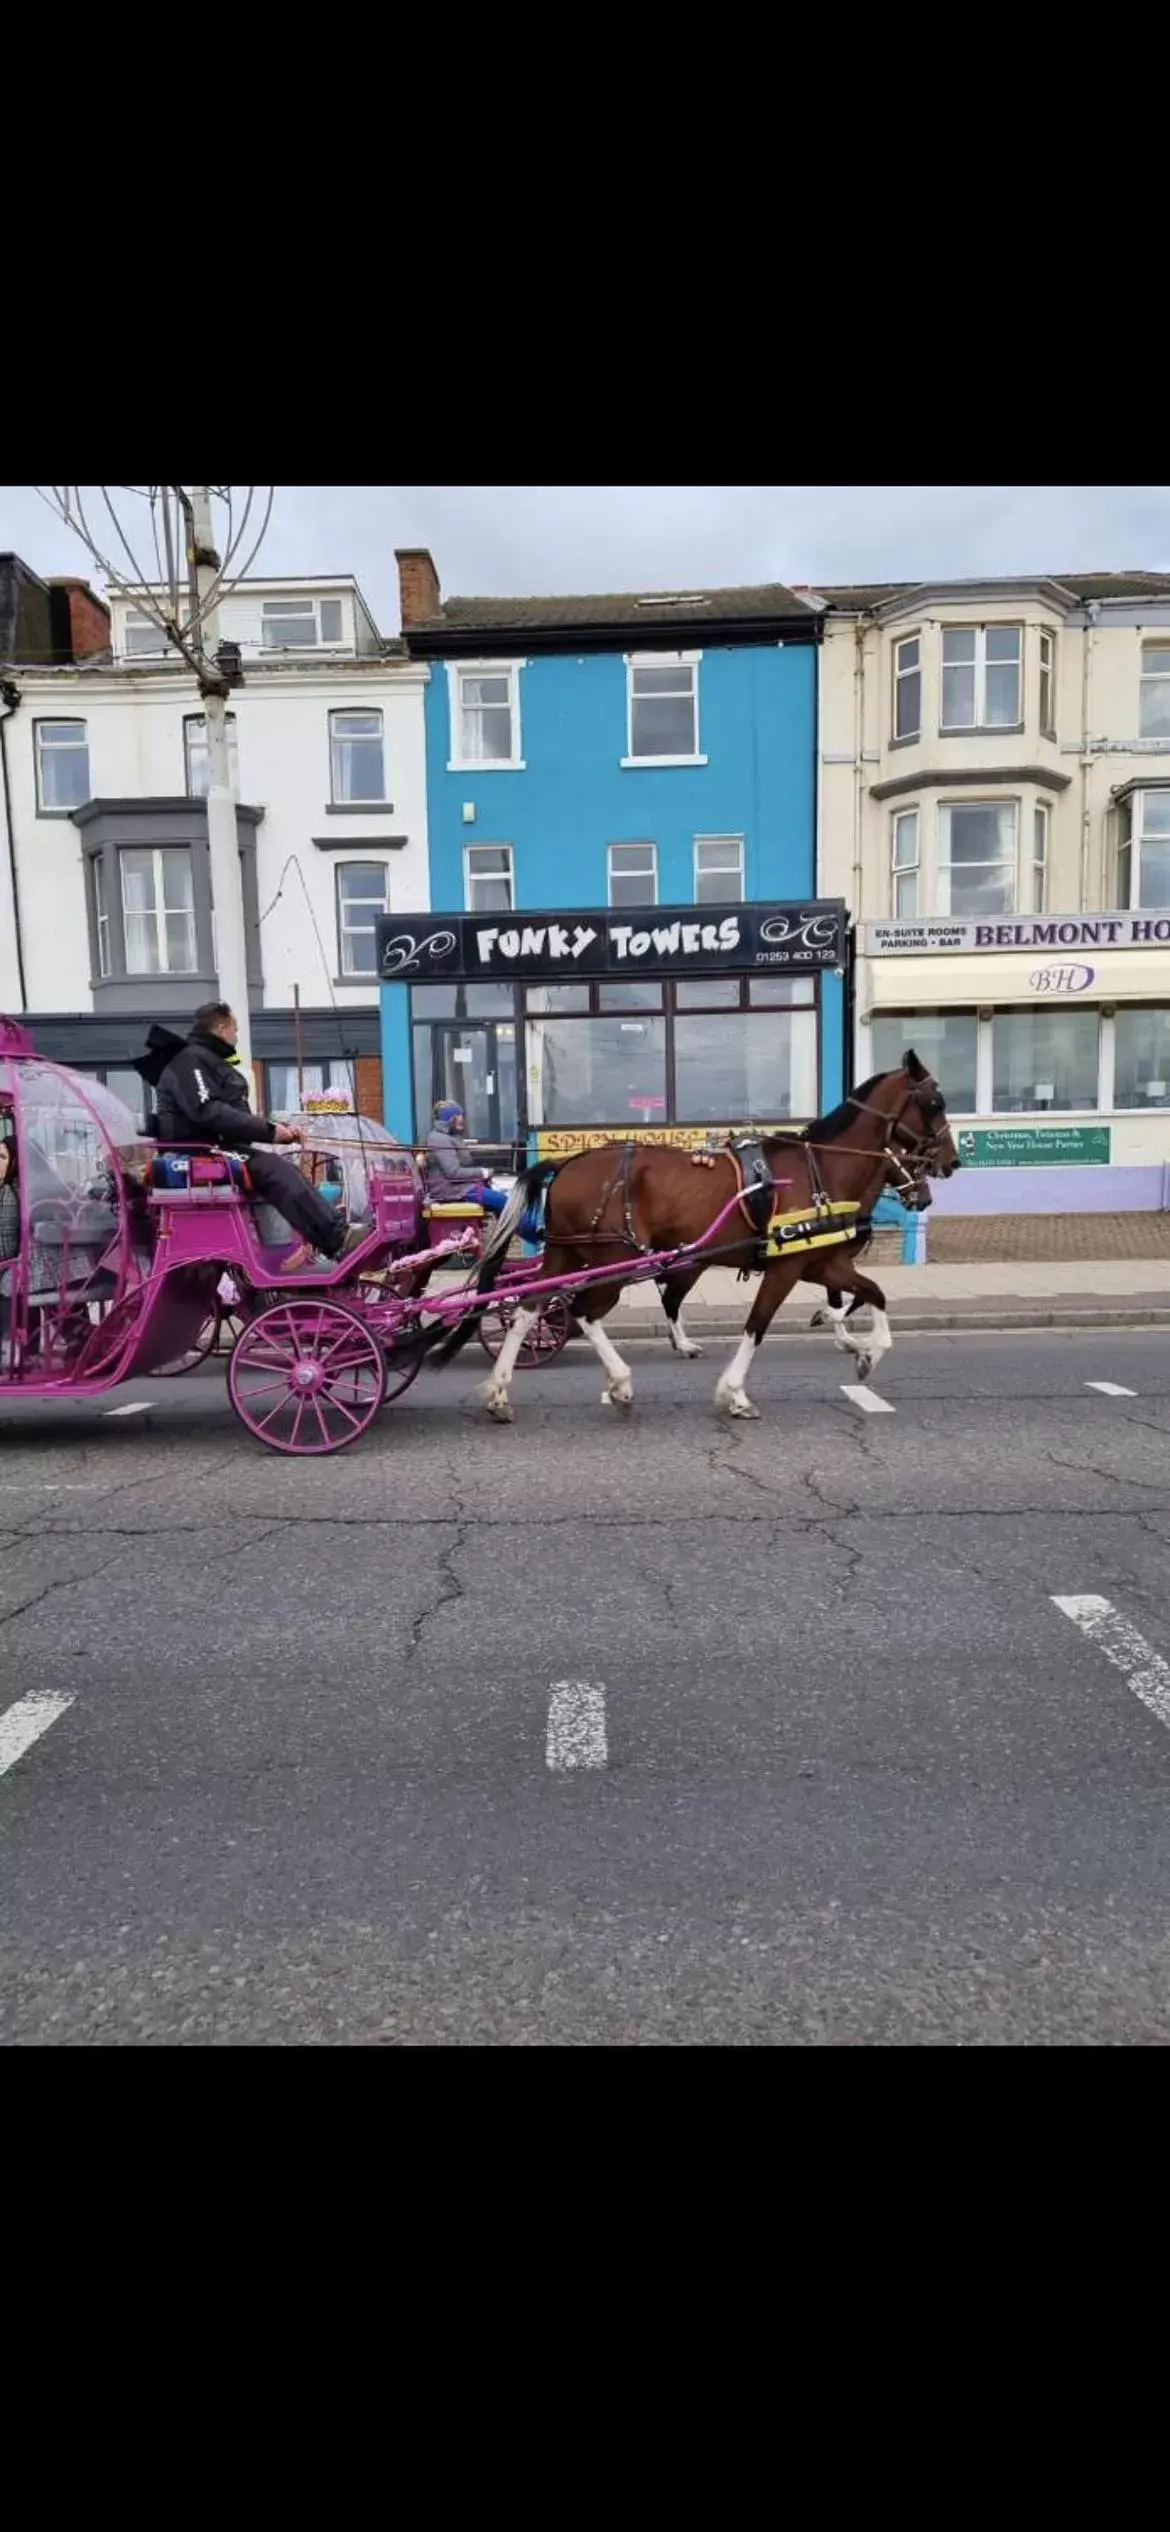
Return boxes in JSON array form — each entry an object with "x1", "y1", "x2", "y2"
[
  {"x1": 411, "y1": 984, "x2": 519, "y2": 1150},
  {"x1": 871, "y1": 1011, "x2": 978, "y2": 1114},
  {"x1": 991, "y1": 1008, "x2": 1099, "y2": 1111},
  {"x1": 1114, "y1": 1006, "x2": 1170, "y2": 1108}
]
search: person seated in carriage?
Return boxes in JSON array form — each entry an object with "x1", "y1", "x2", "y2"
[
  {"x1": 144, "y1": 1003, "x2": 365, "y2": 1271},
  {"x1": 425, "y1": 1101, "x2": 544, "y2": 1244}
]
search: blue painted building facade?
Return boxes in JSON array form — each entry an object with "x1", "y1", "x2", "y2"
[{"x1": 380, "y1": 568, "x2": 843, "y2": 1151}]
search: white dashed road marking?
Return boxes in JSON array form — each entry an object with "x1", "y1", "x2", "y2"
[
  {"x1": 1052, "y1": 1594, "x2": 1170, "y2": 1732},
  {"x1": 1085, "y1": 1381, "x2": 1137, "y2": 1397},
  {"x1": 841, "y1": 1387, "x2": 895, "y2": 1414},
  {"x1": 0, "y1": 1691, "x2": 75, "y2": 1780},
  {"x1": 104, "y1": 1402, "x2": 151, "y2": 1418},
  {"x1": 546, "y1": 1681, "x2": 608, "y2": 1772}
]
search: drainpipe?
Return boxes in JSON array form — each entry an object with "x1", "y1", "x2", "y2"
[
  {"x1": 0, "y1": 680, "x2": 28, "y2": 1011},
  {"x1": 1079, "y1": 600, "x2": 1099, "y2": 910},
  {"x1": 852, "y1": 615, "x2": 868, "y2": 923}
]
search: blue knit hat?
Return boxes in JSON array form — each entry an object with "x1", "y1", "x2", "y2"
[{"x1": 435, "y1": 1100, "x2": 463, "y2": 1127}]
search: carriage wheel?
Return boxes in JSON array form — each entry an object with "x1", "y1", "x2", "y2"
[
  {"x1": 228, "y1": 1298, "x2": 386, "y2": 1456},
  {"x1": 478, "y1": 1290, "x2": 573, "y2": 1367},
  {"x1": 151, "y1": 1299, "x2": 249, "y2": 1379}
]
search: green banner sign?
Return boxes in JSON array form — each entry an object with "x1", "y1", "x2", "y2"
[{"x1": 954, "y1": 1125, "x2": 1112, "y2": 1169}]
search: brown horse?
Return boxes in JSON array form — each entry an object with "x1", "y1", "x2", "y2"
[{"x1": 433, "y1": 1055, "x2": 958, "y2": 1422}]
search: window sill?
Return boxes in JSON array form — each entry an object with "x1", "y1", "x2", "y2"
[
  {"x1": 888, "y1": 733, "x2": 922, "y2": 751},
  {"x1": 313, "y1": 834, "x2": 408, "y2": 852},
  {"x1": 938, "y1": 724, "x2": 1025, "y2": 740},
  {"x1": 446, "y1": 760, "x2": 526, "y2": 774},
  {"x1": 37, "y1": 805, "x2": 87, "y2": 819},
  {"x1": 620, "y1": 754, "x2": 709, "y2": 770},
  {"x1": 334, "y1": 976, "x2": 380, "y2": 990},
  {"x1": 324, "y1": 801, "x2": 395, "y2": 815}
]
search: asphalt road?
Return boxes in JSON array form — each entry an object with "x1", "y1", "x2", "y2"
[{"x1": 2, "y1": 1327, "x2": 1169, "y2": 2045}]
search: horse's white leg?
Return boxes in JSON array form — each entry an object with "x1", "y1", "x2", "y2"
[
  {"x1": 826, "y1": 1296, "x2": 866, "y2": 1359},
  {"x1": 714, "y1": 1329, "x2": 762, "y2": 1420},
  {"x1": 478, "y1": 1302, "x2": 537, "y2": 1423},
  {"x1": 853, "y1": 1305, "x2": 892, "y2": 1386},
  {"x1": 580, "y1": 1312, "x2": 634, "y2": 1410},
  {"x1": 665, "y1": 1300, "x2": 702, "y2": 1359}
]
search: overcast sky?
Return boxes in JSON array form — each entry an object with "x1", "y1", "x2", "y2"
[{"x1": 3, "y1": 485, "x2": 1168, "y2": 634}]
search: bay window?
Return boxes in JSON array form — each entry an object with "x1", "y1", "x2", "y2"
[
  {"x1": 1116, "y1": 790, "x2": 1170, "y2": 909},
  {"x1": 891, "y1": 809, "x2": 920, "y2": 916},
  {"x1": 120, "y1": 847, "x2": 197, "y2": 975},
  {"x1": 893, "y1": 635, "x2": 921, "y2": 740},
  {"x1": 1033, "y1": 804, "x2": 1049, "y2": 911},
  {"x1": 938, "y1": 800, "x2": 1017, "y2": 916},
  {"x1": 1139, "y1": 644, "x2": 1170, "y2": 740},
  {"x1": 1038, "y1": 629, "x2": 1056, "y2": 735},
  {"x1": 940, "y1": 626, "x2": 1022, "y2": 730}
]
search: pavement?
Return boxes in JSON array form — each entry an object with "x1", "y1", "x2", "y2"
[
  {"x1": 2, "y1": 1325, "x2": 1170, "y2": 2044},
  {"x1": 604, "y1": 1258, "x2": 1170, "y2": 1335}
]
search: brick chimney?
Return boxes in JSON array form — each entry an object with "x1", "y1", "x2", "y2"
[
  {"x1": 47, "y1": 577, "x2": 111, "y2": 662},
  {"x1": 395, "y1": 547, "x2": 440, "y2": 627}
]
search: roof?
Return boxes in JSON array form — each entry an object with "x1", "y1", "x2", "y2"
[
  {"x1": 810, "y1": 571, "x2": 1170, "y2": 611},
  {"x1": 402, "y1": 579, "x2": 823, "y2": 655}
]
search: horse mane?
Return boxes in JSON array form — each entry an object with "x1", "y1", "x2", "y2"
[{"x1": 795, "y1": 1070, "x2": 891, "y2": 1145}]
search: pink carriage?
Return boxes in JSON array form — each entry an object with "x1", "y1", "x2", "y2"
[{"x1": 0, "y1": 1019, "x2": 568, "y2": 1456}]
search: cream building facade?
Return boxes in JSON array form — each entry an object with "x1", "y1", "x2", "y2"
[{"x1": 815, "y1": 572, "x2": 1170, "y2": 1212}]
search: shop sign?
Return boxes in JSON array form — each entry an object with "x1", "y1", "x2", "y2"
[
  {"x1": 379, "y1": 902, "x2": 846, "y2": 983},
  {"x1": 863, "y1": 913, "x2": 1170, "y2": 956},
  {"x1": 535, "y1": 1124, "x2": 794, "y2": 1161},
  {"x1": 954, "y1": 1126, "x2": 1112, "y2": 1168},
  {"x1": 1027, "y1": 963, "x2": 1094, "y2": 993}
]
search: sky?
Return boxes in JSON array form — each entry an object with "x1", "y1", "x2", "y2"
[{"x1": 3, "y1": 484, "x2": 1169, "y2": 636}]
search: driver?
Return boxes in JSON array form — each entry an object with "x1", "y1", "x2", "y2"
[
  {"x1": 152, "y1": 1003, "x2": 364, "y2": 1270},
  {"x1": 425, "y1": 1101, "x2": 544, "y2": 1243}
]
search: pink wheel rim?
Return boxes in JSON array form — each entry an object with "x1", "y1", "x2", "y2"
[{"x1": 228, "y1": 1301, "x2": 385, "y2": 1454}]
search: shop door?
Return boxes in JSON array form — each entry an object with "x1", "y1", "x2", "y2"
[{"x1": 432, "y1": 1024, "x2": 518, "y2": 1160}]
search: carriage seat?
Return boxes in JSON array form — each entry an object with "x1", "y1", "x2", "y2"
[
  {"x1": 147, "y1": 1147, "x2": 251, "y2": 1204},
  {"x1": 422, "y1": 1197, "x2": 485, "y2": 1252}
]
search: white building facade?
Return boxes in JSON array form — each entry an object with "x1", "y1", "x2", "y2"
[
  {"x1": 0, "y1": 572, "x2": 430, "y2": 1121},
  {"x1": 815, "y1": 574, "x2": 1170, "y2": 1212}
]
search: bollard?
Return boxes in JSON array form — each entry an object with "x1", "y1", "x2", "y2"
[{"x1": 900, "y1": 1210, "x2": 928, "y2": 1265}]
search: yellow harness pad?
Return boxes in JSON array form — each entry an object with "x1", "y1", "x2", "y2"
[
  {"x1": 423, "y1": 1201, "x2": 486, "y2": 1219},
  {"x1": 765, "y1": 1198, "x2": 861, "y2": 1258}
]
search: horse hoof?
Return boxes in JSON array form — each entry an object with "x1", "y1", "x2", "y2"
[
  {"x1": 608, "y1": 1382, "x2": 634, "y2": 1411},
  {"x1": 726, "y1": 1393, "x2": 760, "y2": 1420},
  {"x1": 678, "y1": 1340, "x2": 703, "y2": 1359},
  {"x1": 810, "y1": 1311, "x2": 826, "y2": 1330},
  {"x1": 856, "y1": 1357, "x2": 874, "y2": 1385},
  {"x1": 485, "y1": 1395, "x2": 514, "y2": 1423}
]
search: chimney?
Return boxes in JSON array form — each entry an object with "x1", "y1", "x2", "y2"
[
  {"x1": 47, "y1": 576, "x2": 111, "y2": 662},
  {"x1": 395, "y1": 547, "x2": 440, "y2": 628}
]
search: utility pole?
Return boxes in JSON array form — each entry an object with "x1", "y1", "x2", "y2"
[{"x1": 185, "y1": 486, "x2": 253, "y2": 1080}]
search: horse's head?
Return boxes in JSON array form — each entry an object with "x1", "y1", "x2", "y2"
[{"x1": 886, "y1": 1049, "x2": 959, "y2": 1201}]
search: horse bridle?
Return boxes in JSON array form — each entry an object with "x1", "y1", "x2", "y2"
[{"x1": 840, "y1": 1075, "x2": 950, "y2": 1204}]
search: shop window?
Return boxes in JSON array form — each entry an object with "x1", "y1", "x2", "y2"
[
  {"x1": 749, "y1": 976, "x2": 816, "y2": 1007},
  {"x1": 1114, "y1": 1008, "x2": 1170, "y2": 1110},
  {"x1": 938, "y1": 800, "x2": 1017, "y2": 917},
  {"x1": 891, "y1": 809, "x2": 919, "y2": 917},
  {"x1": 1116, "y1": 791, "x2": 1170, "y2": 910},
  {"x1": 525, "y1": 983, "x2": 591, "y2": 1014},
  {"x1": 893, "y1": 635, "x2": 921, "y2": 740},
  {"x1": 991, "y1": 1008, "x2": 1099, "y2": 1112},
  {"x1": 597, "y1": 980, "x2": 662, "y2": 1011},
  {"x1": 411, "y1": 985, "x2": 460, "y2": 1019},
  {"x1": 531, "y1": 1012, "x2": 667, "y2": 1127},
  {"x1": 674, "y1": 1010, "x2": 816, "y2": 1125},
  {"x1": 871, "y1": 1012, "x2": 979, "y2": 1115}
]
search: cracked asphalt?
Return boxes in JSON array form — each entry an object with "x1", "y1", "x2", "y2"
[{"x1": 2, "y1": 1327, "x2": 1170, "y2": 2045}]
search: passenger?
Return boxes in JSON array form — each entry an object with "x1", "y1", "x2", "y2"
[
  {"x1": 424, "y1": 1101, "x2": 544, "y2": 1243},
  {"x1": 152, "y1": 1002, "x2": 365, "y2": 1270}
]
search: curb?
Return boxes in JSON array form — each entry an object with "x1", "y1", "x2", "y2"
[{"x1": 604, "y1": 1302, "x2": 1170, "y2": 1339}]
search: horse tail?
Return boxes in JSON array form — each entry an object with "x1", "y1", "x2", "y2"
[{"x1": 429, "y1": 1161, "x2": 560, "y2": 1372}]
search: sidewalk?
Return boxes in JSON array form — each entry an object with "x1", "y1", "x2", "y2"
[{"x1": 606, "y1": 1259, "x2": 1170, "y2": 1336}]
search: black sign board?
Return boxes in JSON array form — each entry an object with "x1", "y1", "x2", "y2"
[{"x1": 377, "y1": 901, "x2": 846, "y2": 984}]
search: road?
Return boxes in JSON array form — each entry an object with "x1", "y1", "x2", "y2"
[{"x1": 2, "y1": 1327, "x2": 1169, "y2": 2045}]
